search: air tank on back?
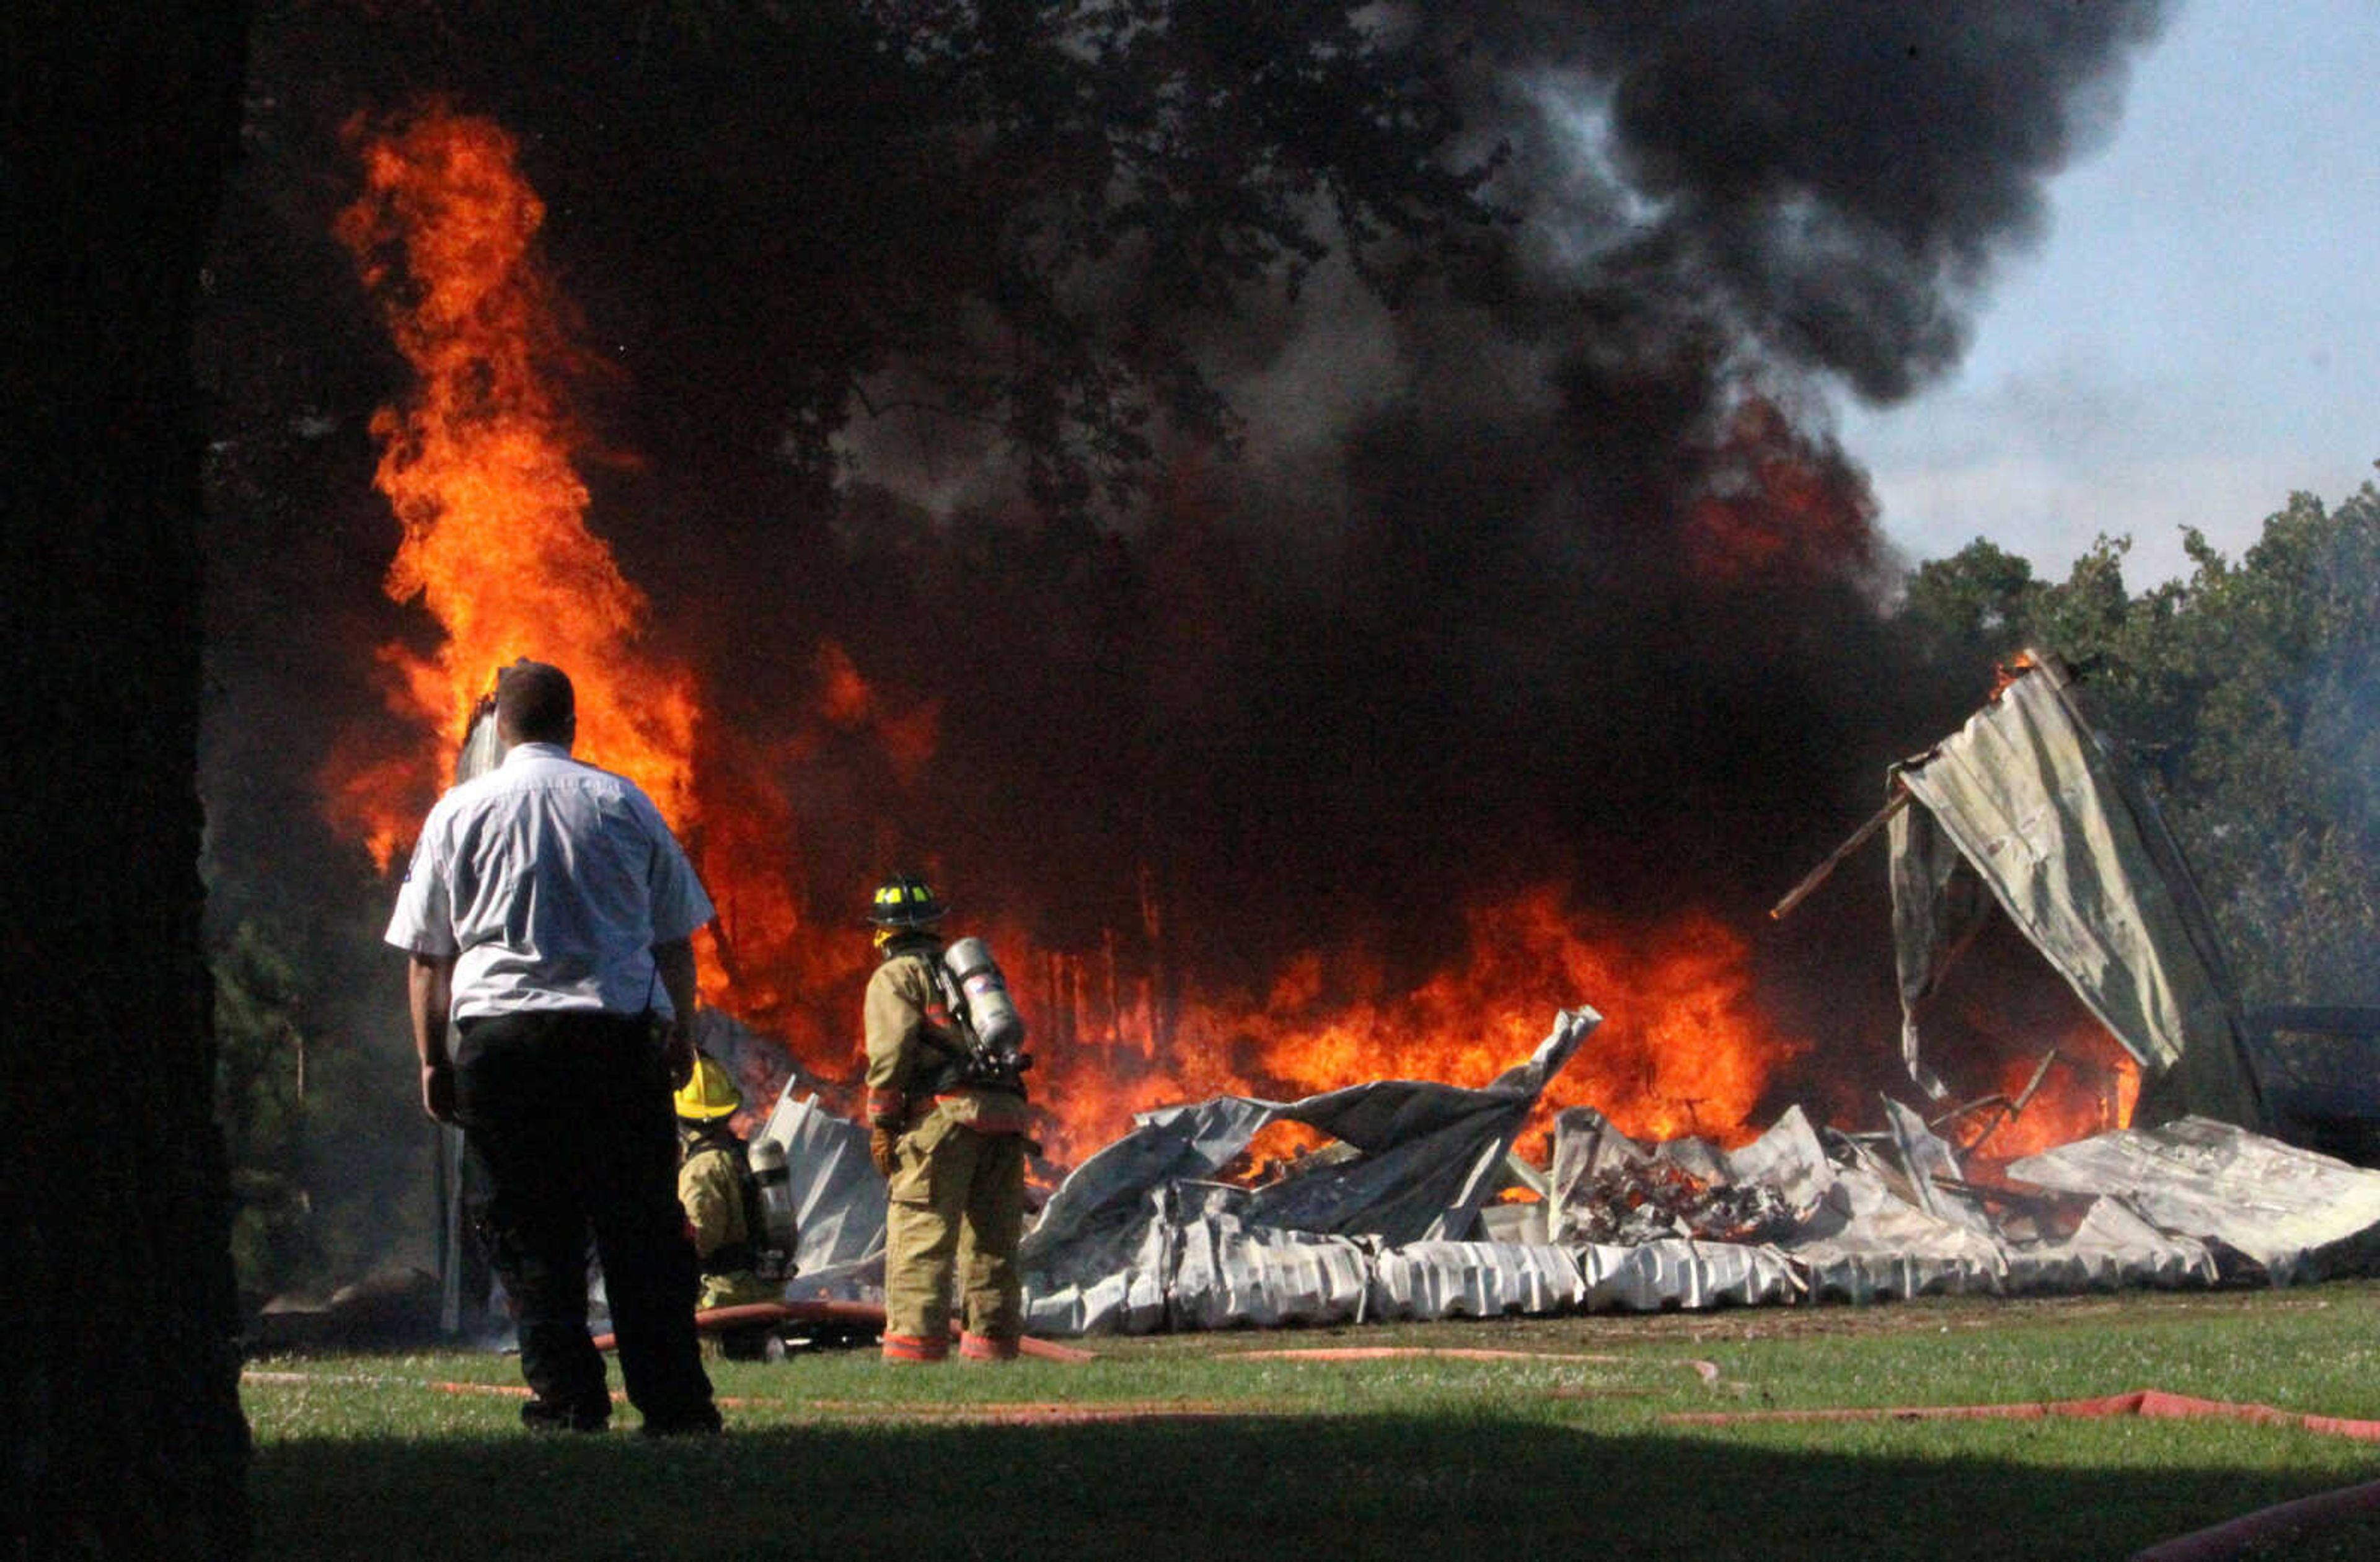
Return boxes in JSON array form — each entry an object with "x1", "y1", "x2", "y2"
[
  {"x1": 942, "y1": 936, "x2": 1026, "y2": 1059},
  {"x1": 744, "y1": 1132, "x2": 798, "y2": 1277}
]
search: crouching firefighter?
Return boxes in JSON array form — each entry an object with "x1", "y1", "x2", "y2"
[
  {"x1": 674, "y1": 1055, "x2": 791, "y2": 1358},
  {"x1": 862, "y1": 873, "x2": 1034, "y2": 1363}
]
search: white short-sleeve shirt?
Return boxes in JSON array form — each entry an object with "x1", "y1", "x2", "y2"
[{"x1": 385, "y1": 742, "x2": 715, "y2": 1021}]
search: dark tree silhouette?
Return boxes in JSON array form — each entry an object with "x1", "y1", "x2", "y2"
[{"x1": 3, "y1": 4, "x2": 254, "y2": 1556}]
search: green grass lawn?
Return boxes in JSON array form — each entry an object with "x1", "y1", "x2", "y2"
[{"x1": 245, "y1": 1283, "x2": 2380, "y2": 1560}]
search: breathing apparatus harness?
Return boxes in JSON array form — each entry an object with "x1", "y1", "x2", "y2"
[
  {"x1": 888, "y1": 932, "x2": 1032, "y2": 1100},
  {"x1": 933, "y1": 940, "x2": 1033, "y2": 1094},
  {"x1": 679, "y1": 1119, "x2": 792, "y2": 1281}
]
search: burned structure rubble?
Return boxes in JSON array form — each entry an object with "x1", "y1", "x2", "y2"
[
  {"x1": 731, "y1": 651, "x2": 2380, "y2": 1337},
  {"x1": 1878, "y1": 650, "x2": 2266, "y2": 1131},
  {"x1": 752, "y1": 1025, "x2": 2380, "y2": 1336},
  {"x1": 434, "y1": 651, "x2": 2380, "y2": 1341}
]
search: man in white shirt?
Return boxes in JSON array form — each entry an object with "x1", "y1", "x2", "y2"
[{"x1": 387, "y1": 659, "x2": 720, "y2": 1435}]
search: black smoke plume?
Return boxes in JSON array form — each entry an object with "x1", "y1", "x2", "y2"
[{"x1": 198, "y1": 2, "x2": 2171, "y2": 1260}]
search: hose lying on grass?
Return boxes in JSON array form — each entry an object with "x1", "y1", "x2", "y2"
[
  {"x1": 1662, "y1": 1387, "x2": 2380, "y2": 1442},
  {"x1": 588, "y1": 1299, "x2": 1096, "y2": 1362},
  {"x1": 2129, "y1": 1476, "x2": 2380, "y2": 1561}
]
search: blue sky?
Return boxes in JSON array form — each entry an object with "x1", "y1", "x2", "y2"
[{"x1": 1843, "y1": 0, "x2": 2380, "y2": 588}]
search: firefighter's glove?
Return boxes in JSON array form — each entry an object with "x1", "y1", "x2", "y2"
[{"x1": 870, "y1": 1126, "x2": 899, "y2": 1181}]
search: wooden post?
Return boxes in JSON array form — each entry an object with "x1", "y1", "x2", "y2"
[{"x1": 1769, "y1": 786, "x2": 1912, "y2": 922}]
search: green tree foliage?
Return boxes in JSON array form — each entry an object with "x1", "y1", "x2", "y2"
[
  {"x1": 242, "y1": 0, "x2": 1501, "y2": 514},
  {"x1": 1897, "y1": 485, "x2": 2380, "y2": 1008},
  {"x1": 1898, "y1": 535, "x2": 2043, "y2": 669},
  {"x1": 213, "y1": 921, "x2": 325, "y2": 1304}
]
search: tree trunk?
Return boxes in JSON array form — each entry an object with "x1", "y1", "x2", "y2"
[{"x1": 3, "y1": 5, "x2": 254, "y2": 1556}]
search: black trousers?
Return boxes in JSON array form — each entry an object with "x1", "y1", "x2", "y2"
[{"x1": 453, "y1": 1009, "x2": 716, "y2": 1432}]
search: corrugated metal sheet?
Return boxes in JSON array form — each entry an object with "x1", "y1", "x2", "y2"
[
  {"x1": 760, "y1": 1017, "x2": 2380, "y2": 1339},
  {"x1": 752, "y1": 1091, "x2": 887, "y2": 1276},
  {"x1": 1368, "y1": 1241, "x2": 1587, "y2": 1320},
  {"x1": 1889, "y1": 656, "x2": 2263, "y2": 1127},
  {"x1": 1580, "y1": 1240, "x2": 1802, "y2": 1310},
  {"x1": 2011, "y1": 1116, "x2": 2380, "y2": 1283}
]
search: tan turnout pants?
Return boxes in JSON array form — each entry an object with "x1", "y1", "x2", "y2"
[{"x1": 882, "y1": 1102, "x2": 1026, "y2": 1360}]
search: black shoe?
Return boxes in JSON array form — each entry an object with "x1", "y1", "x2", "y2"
[
  {"x1": 521, "y1": 1398, "x2": 610, "y2": 1433},
  {"x1": 637, "y1": 1406, "x2": 723, "y2": 1437}
]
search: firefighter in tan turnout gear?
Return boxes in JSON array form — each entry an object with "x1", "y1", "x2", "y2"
[
  {"x1": 673, "y1": 1055, "x2": 783, "y2": 1358},
  {"x1": 862, "y1": 874, "x2": 1033, "y2": 1363}
]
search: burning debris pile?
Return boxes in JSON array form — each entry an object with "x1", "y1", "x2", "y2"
[
  {"x1": 741, "y1": 1015, "x2": 2380, "y2": 1338},
  {"x1": 712, "y1": 648, "x2": 2380, "y2": 1339},
  {"x1": 309, "y1": 103, "x2": 1839, "y2": 1175},
  {"x1": 1551, "y1": 1119, "x2": 1805, "y2": 1247},
  {"x1": 209, "y1": 4, "x2": 2193, "y2": 1158},
  {"x1": 207, "y1": 11, "x2": 2347, "y2": 1330},
  {"x1": 1570, "y1": 1169, "x2": 1796, "y2": 1248},
  {"x1": 1878, "y1": 652, "x2": 2263, "y2": 1131},
  {"x1": 416, "y1": 629, "x2": 2380, "y2": 1346}
]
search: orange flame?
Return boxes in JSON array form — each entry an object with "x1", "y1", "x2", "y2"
[
  {"x1": 1988, "y1": 650, "x2": 2039, "y2": 704},
  {"x1": 997, "y1": 888, "x2": 1806, "y2": 1164},
  {"x1": 1683, "y1": 396, "x2": 1875, "y2": 587},
  {"x1": 325, "y1": 105, "x2": 915, "y2": 1059},
  {"x1": 1968, "y1": 1023, "x2": 2140, "y2": 1163},
  {"x1": 803, "y1": 640, "x2": 941, "y2": 786},
  {"x1": 328, "y1": 107, "x2": 699, "y2": 862},
  {"x1": 318, "y1": 108, "x2": 2034, "y2": 1178}
]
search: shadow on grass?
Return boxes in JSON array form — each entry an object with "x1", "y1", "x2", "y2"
[{"x1": 253, "y1": 1408, "x2": 2364, "y2": 1561}]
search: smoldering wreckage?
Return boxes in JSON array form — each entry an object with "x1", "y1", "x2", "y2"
[{"x1": 402, "y1": 653, "x2": 2380, "y2": 1354}]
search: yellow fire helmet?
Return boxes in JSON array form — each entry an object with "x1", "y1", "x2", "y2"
[
  {"x1": 673, "y1": 1054, "x2": 741, "y2": 1121},
  {"x1": 868, "y1": 872, "x2": 948, "y2": 930}
]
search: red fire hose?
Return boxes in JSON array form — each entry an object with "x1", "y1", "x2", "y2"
[{"x1": 590, "y1": 1299, "x2": 1095, "y2": 1363}]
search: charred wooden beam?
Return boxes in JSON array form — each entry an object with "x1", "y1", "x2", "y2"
[{"x1": 1770, "y1": 785, "x2": 1912, "y2": 922}]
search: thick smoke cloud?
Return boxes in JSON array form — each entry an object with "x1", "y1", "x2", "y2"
[
  {"x1": 832, "y1": 0, "x2": 2175, "y2": 973},
  {"x1": 198, "y1": 1, "x2": 2172, "y2": 1239},
  {"x1": 1443, "y1": 0, "x2": 2165, "y2": 398}
]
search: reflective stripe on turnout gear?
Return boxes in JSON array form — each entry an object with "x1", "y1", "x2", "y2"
[
  {"x1": 881, "y1": 1332, "x2": 948, "y2": 1363},
  {"x1": 959, "y1": 1331, "x2": 1019, "y2": 1362}
]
